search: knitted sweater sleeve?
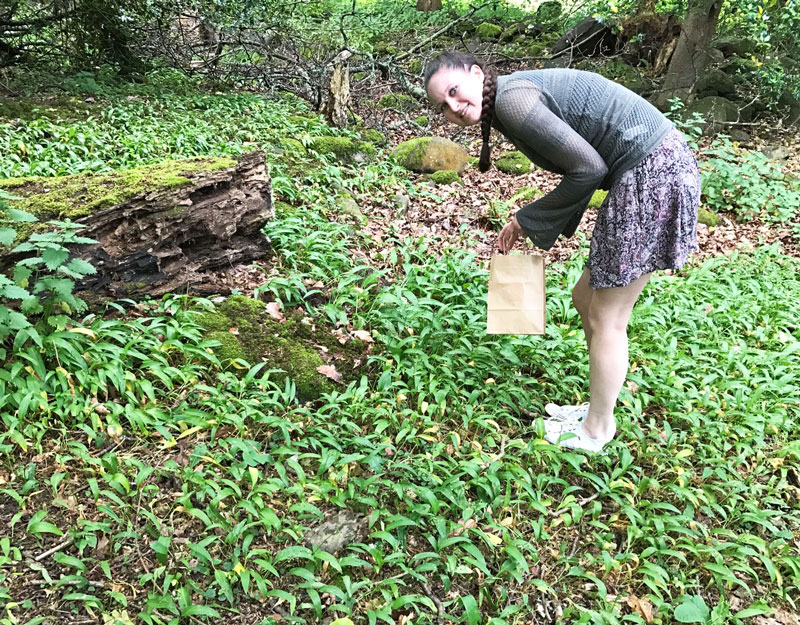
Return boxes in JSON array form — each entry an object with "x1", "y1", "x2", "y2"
[{"x1": 494, "y1": 78, "x2": 608, "y2": 250}]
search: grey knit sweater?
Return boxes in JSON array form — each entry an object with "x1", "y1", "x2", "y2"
[{"x1": 492, "y1": 69, "x2": 674, "y2": 250}]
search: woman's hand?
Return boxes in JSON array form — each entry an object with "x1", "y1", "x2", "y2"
[{"x1": 497, "y1": 215, "x2": 523, "y2": 253}]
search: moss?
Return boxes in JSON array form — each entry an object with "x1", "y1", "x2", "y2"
[
  {"x1": 414, "y1": 115, "x2": 429, "y2": 127},
  {"x1": 468, "y1": 156, "x2": 480, "y2": 166},
  {"x1": 476, "y1": 23, "x2": 503, "y2": 41},
  {"x1": 0, "y1": 156, "x2": 236, "y2": 243},
  {"x1": 510, "y1": 186, "x2": 541, "y2": 203},
  {"x1": 427, "y1": 170, "x2": 461, "y2": 185},
  {"x1": 361, "y1": 129, "x2": 385, "y2": 144},
  {"x1": 377, "y1": 93, "x2": 416, "y2": 111},
  {"x1": 274, "y1": 201, "x2": 297, "y2": 217},
  {"x1": 408, "y1": 60, "x2": 423, "y2": 75},
  {"x1": 310, "y1": 136, "x2": 374, "y2": 161},
  {"x1": 495, "y1": 151, "x2": 531, "y2": 175},
  {"x1": 195, "y1": 295, "x2": 371, "y2": 401},
  {"x1": 391, "y1": 137, "x2": 469, "y2": 174},
  {"x1": 279, "y1": 138, "x2": 307, "y2": 155},
  {"x1": 588, "y1": 190, "x2": 608, "y2": 209},
  {"x1": 698, "y1": 206, "x2": 720, "y2": 226},
  {"x1": 207, "y1": 331, "x2": 248, "y2": 362}
]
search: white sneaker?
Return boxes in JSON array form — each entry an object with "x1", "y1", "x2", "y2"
[
  {"x1": 545, "y1": 421, "x2": 614, "y2": 453},
  {"x1": 544, "y1": 402, "x2": 590, "y2": 422}
]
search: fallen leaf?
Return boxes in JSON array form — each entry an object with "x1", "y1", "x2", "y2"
[
  {"x1": 266, "y1": 302, "x2": 284, "y2": 322},
  {"x1": 352, "y1": 330, "x2": 374, "y2": 343},
  {"x1": 317, "y1": 364, "x2": 343, "y2": 383},
  {"x1": 229, "y1": 327, "x2": 239, "y2": 335},
  {"x1": 627, "y1": 595, "x2": 654, "y2": 623}
]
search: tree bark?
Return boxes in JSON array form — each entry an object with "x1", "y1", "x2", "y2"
[
  {"x1": 655, "y1": 0, "x2": 723, "y2": 108},
  {"x1": 323, "y1": 50, "x2": 352, "y2": 128},
  {"x1": 71, "y1": 152, "x2": 273, "y2": 298},
  {"x1": 417, "y1": 0, "x2": 442, "y2": 12}
]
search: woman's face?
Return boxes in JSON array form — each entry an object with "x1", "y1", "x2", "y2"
[{"x1": 426, "y1": 63, "x2": 484, "y2": 127}]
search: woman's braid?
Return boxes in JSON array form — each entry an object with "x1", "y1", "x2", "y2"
[{"x1": 479, "y1": 65, "x2": 498, "y2": 172}]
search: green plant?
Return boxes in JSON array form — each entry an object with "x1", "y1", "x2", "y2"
[{"x1": 699, "y1": 135, "x2": 800, "y2": 228}]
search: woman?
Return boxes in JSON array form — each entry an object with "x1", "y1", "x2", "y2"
[{"x1": 424, "y1": 52, "x2": 700, "y2": 452}]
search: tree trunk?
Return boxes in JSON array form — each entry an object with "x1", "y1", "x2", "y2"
[
  {"x1": 655, "y1": 0, "x2": 723, "y2": 108},
  {"x1": 323, "y1": 50, "x2": 352, "y2": 129},
  {"x1": 71, "y1": 152, "x2": 273, "y2": 298},
  {"x1": 416, "y1": 0, "x2": 442, "y2": 11}
]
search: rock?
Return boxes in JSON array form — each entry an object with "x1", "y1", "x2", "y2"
[
  {"x1": 394, "y1": 193, "x2": 410, "y2": 215},
  {"x1": 337, "y1": 195, "x2": 367, "y2": 224},
  {"x1": 696, "y1": 68, "x2": 738, "y2": 98},
  {"x1": 551, "y1": 17, "x2": 622, "y2": 59},
  {"x1": 361, "y1": 128, "x2": 386, "y2": 144},
  {"x1": 495, "y1": 151, "x2": 531, "y2": 175},
  {"x1": 698, "y1": 207, "x2": 720, "y2": 226},
  {"x1": 685, "y1": 96, "x2": 740, "y2": 135},
  {"x1": 426, "y1": 169, "x2": 461, "y2": 184},
  {"x1": 476, "y1": 22, "x2": 503, "y2": 41},
  {"x1": 303, "y1": 509, "x2": 365, "y2": 554},
  {"x1": 727, "y1": 129, "x2": 751, "y2": 143},
  {"x1": 714, "y1": 36, "x2": 759, "y2": 58},
  {"x1": 310, "y1": 136, "x2": 375, "y2": 164},
  {"x1": 391, "y1": 137, "x2": 469, "y2": 174},
  {"x1": 762, "y1": 145, "x2": 790, "y2": 162},
  {"x1": 778, "y1": 88, "x2": 800, "y2": 127}
]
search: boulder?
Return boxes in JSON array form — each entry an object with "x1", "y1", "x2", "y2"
[
  {"x1": 476, "y1": 22, "x2": 503, "y2": 41},
  {"x1": 685, "y1": 96, "x2": 740, "y2": 135},
  {"x1": 391, "y1": 137, "x2": 469, "y2": 174},
  {"x1": 714, "y1": 36, "x2": 759, "y2": 58},
  {"x1": 696, "y1": 68, "x2": 738, "y2": 99},
  {"x1": 551, "y1": 17, "x2": 622, "y2": 59}
]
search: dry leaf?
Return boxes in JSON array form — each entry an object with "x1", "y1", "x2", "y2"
[
  {"x1": 352, "y1": 330, "x2": 374, "y2": 343},
  {"x1": 266, "y1": 302, "x2": 284, "y2": 322},
  {"x1": 229, "y1": 327, "x2": 239, "y2": 335},
  {"x1": 316, "y1": 364, "x2": 342, "y2": 383},
  {"x1": 626, "y1": 595, "x2": 654, "y2": 623}
]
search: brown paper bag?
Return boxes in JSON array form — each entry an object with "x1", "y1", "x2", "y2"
[{"x1": 487, "y1": 253, "x2": 546, "y2": 335}]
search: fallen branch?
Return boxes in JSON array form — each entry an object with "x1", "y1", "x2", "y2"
[{"x1": 34, "y1": 537, "x2": 74, "y2": 562}]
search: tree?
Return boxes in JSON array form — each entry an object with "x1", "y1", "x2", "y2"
[
  {"x1": 656, "y1": 0, "x2": 723, "y2": 107},
  {"x1": 417, "y1": 0, "x2": 442, "y2": 12}
]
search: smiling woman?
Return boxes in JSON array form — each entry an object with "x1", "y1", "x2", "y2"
[{"x1": 424, "y1": 50, "x2": 701, "y2": 454}]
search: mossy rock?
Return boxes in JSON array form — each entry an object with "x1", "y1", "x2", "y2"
[
  {"x1": 310, "y1": 136, "x2": 375, "y2": 163},
  {"x1": 476, "y1": 22, "x2": 503, "y2": 41},
  {"x1": 510, "y1": 186, "x2": 541, "y2": 203},
  {"x1": 361, "y1": 128, "x2": 386, "y2": 144},
  {"x1": 391, "y1": 137, "x2": 469, "y2": 174},
  {"x1": 274, "y1": 201, "x2": 298, "y2": 218},
  {"x1": 378, "y1": 93, "x2": 417, "y2": 112},
  {"x1": 588, "y1": 189, "x2": 608, "y2": 209},
  {"x1": 197, "y1": 295, "x2": 368, "y2": 401},
  {"x1": 278, "y1": 138, "x2": 307, "y2": 155},
  {"x1": 426, "y1": 170, "x2": 461, "y2": 185},
  {"x1": 408, "y1": 60, "x2": 423, "y2": 75},
  {"x1": 698, "y1": 206, "x2": 720, "y2": 226},
  {"x1": 0, "y1": 156, "x2": 236, "y2": 243},
  {"x1": 495, "y1": 151, "x2": 531, "y2": 175},
  {"x1": 337, "y1": 195, "x2": 367, "y2": 224},
  {"x1": 414, "y1": 115, "x2": 429, "y2": 127}
]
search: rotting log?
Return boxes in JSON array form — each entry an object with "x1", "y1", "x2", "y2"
[
  {"x1": 77, "y1": 152, "x2": 273, "y2": 298},
  {"x1": 1, "y1": 152, "x2": 273, "y2": 299}
]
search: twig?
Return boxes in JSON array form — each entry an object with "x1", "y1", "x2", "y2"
[
  {"x1": 479, "y1": 436, "x2": 507, "y2": 470},
  {"x1": 549, "y1": 493, "x2": 600, "y2": 518},
  {"x1": 34, "y1": 537, "x2": 73, "y2": 562},
  {"x1": 422, "y1": 582, "x2": 445, "y2": 625},
  {"x1": 394, "y1": 2, "x2": 493, "y2": 63}
]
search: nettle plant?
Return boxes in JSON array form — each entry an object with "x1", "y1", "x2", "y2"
[
  {"x1": 700, "y1": 135, "x2": 800, "y2": 226},
  {"x1": 0, "y1": 189, "x2": 96, "y2": 356}
]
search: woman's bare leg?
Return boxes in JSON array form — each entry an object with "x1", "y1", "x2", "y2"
[{"x1": 582, "y1": 272, "x2": 651, "y2": 440}]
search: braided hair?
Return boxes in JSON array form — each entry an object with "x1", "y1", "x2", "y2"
[{"x1": 424, "y1": 52, "x2": 498, "y2": 172}]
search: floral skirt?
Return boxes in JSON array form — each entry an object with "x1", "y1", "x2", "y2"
[{"x1": 589, "y1": 128, "x2": 701, "y2": 289}]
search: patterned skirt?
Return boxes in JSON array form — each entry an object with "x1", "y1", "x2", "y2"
[{"x1": 589, "y1": 128, "x2": 701, "y2": 289}]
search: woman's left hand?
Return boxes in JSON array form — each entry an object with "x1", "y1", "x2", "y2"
[{"x1": 497, "y1": 215, "x2": 523, "y2": 253}]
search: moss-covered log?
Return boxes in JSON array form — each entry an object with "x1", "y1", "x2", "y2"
[{"x1": 1, "y1": 152, "x2": 273, "y2": 298}]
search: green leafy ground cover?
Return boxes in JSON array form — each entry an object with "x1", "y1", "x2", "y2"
[{"x1": 1, "y1": 77, "x2": 799, "y2": 625}]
